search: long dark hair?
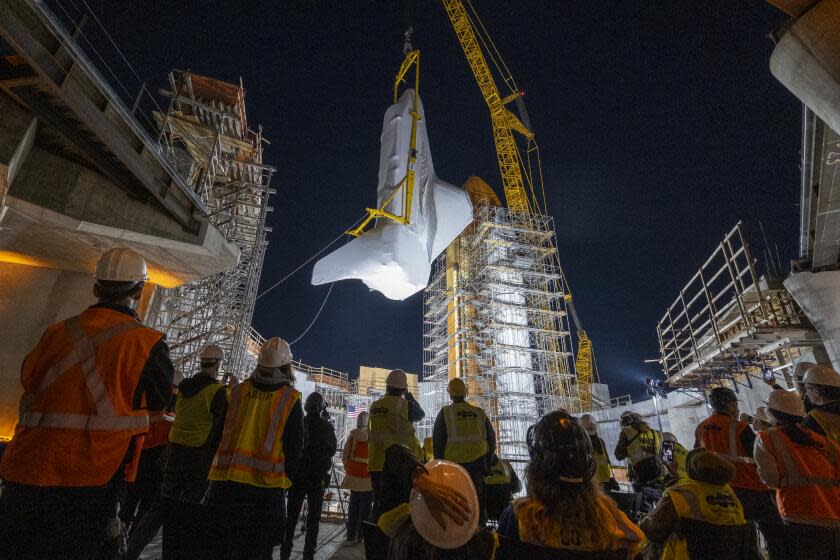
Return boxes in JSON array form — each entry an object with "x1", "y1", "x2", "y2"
[
  {"x1": 769, "y1": 410, "x2": 819, "y2": 446},
  {"x1": 388, "y1": 522, "x2": 494, "y2": 560}
]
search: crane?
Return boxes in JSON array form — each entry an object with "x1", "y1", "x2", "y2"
[{"x1": 441, "y1": 0, "x2": 599, "y2": 410}]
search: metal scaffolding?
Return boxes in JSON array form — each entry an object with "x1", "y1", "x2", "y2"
[
  {"x1": 657, "y1": 222, "x2": 823, "y2": 389},
  {"x1": 146, "y1": 71, "x2": 275, "y2": 381},
  {"x1": 422, "y1": 205, "x2": 577, "y2": 468}
]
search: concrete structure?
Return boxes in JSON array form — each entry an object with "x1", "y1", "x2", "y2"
[
  {"x1": 357, "y1": 365, "x2": 420, "y2": 397},
  {"x1": 0, "y1": 2, "x2": 238, "y2": 437}
]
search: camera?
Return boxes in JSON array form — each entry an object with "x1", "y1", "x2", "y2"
[
  {"x1": 662, "y1": 440, "x2": 675, "y2": 463},
  {"x1": 763, "y1": 367, "x2": 774, "y2": 382}
]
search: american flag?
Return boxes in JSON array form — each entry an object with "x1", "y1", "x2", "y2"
[{"x1": 347, "y1": 404, "x2": 367, "y2": 419}]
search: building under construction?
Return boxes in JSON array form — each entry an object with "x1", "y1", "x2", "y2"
[
  {"x1": 146, "y1": 71, "x2": 275, "y2": 382},
  {"x1": 422, "y1": 180, "x2": 578, "y2": 466}
]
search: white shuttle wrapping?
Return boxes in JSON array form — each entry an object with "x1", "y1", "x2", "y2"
[{"x1": 311, "y1": 90, "x2": 473, "y2": 300}]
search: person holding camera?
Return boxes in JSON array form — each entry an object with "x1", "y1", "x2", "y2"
[{"x1": 615, "y1": 411, "x2": 667, "y2": 506}]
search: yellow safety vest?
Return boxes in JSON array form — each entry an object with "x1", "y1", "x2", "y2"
[
  {"x1": 208, "y1": 380, "x2": 300, "y2": 489},
  {"x1": 661, "y1": 478, "x2": 746, "y2": 560},
  {"x1": 623, "y1": 426, "x2": 663, "y2": 465},
  {"x1": 368, "y1": 395, "x2": 422, "y2": 472},
  {"x1": 443, "y1": 401, "x2": 488, "y2": 464},
  {"x1": 672, "y1": 443, "x2": 688, "y2": 479},
  {"x1": 169, "y1": 382, "x2": 225, "y2": 447},
  {"x1": 810, "y1": 409, "x2": 840, "y2": 445},
  {"x1": 485, "y1": 459, "x2": 513, "y2": 486}
]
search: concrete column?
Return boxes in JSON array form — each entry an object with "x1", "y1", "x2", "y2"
[
  {"x1": 0, "y1": 263, "x2": 96, "y2": 439},
  {"x1": 770, "y1": 0, "x2": 840, "y2": 134},
  {"x1": 784, "y1": 270, "x2": 840, "y2": 369}
]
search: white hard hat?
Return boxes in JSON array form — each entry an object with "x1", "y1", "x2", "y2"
[
  {"x1": 752, "y1": 406, "x2": 774, "y2": 425},
  {"x1": 258, "y1": 337, "x2": 292, "y2": 368},
  {"x1": 386, "y1": 369, "x2": 408, "y2": 390},
  {"x1": 793, "y1": 361, "x2": 817, "y2": 380},
  {"x1": 199, "y1": 344, "x2": 225, "y2": 362},
  {"x1": 95, "y1": 248, "x2": 148, "y2": 283},
  {"x1": 765, "y1": 389, "x2": 806, "y2": 418},
  {"x1": 803, "y1": 365, "x2": 840, "y2": 388},
  {"x1": 357, "y1": 411, "x2": 369, "y2": 428},
  {"x1": 410, "y1": 460, "x2": 478, "y2": 550}
]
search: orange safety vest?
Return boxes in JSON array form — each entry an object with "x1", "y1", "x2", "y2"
[
  {"x1": 143, "y1": 411, "x2": 175, "y2": 449},
  {"x1": 346, "y1": 436, "x2": 370, "y2": 479},
  {"x1": 0, "y1": 308, "x2": 161, "y2": 486},
  {"x1": 208, "y1": 379, "x2": 300, "y2": 489},
  {"x1": 758, "y1": 427, "x2": 840, "y2": 527},
  {"x1": 696, "y1": 414, "x2": 766, "y2": 491}
]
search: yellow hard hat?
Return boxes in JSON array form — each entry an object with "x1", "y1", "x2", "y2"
[{"x1": 448, "y1": 378, "x2": 467, "y2": 398}]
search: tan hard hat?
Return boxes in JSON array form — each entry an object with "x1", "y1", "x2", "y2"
[
  {"x1": 448, "y1": 378, "x2": 467, "y2": 398},
  {"x1": 793, "y1": 361, "x2": 817, "y2": 380},
  {"x1": 579, "y1": 414, "x2": 597, "y2": 435},
  {"x1": 803, "y1": 365, "x2": 840, "y2": 388},
  {"x1": 765, "y1": 389, "x2": 806, "y2": 418},
  {"x1": 663, "y1": 432, "x2": 679, "y2": 443},
  {"x1": 95, "y1": 248, "x2": 148, "y2": 283},
  {"x1": 258, "y1": 337, "x2": 292, "y2": 368},
  {"x1": 410, "y1": 460, "x2": 478, "y2": 549},
  {"x1": 199, "y1": 344, "x2": 225, "y2": 362},
  {"x1": 386, "y1": 369, "x2": 408, "y2": 390}
]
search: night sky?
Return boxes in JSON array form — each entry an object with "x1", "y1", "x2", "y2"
[{"x1": 91, "y1": 1, "x2": 801, "y2": 400}]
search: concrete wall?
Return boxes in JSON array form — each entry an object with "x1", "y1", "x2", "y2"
[
  {"x1": 785, "y1": 270, "x2": 840, "y2": 369},
  {"x1": 0, "y1": 263, "x2": 96, "y2": 438}
]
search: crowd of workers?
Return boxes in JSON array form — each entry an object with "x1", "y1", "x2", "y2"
[{"x1": 0, "y1": 247, "x2": 839, "y2": 560}]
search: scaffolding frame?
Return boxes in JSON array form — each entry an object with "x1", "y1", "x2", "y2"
[
  {"x1": 422, "y1": 205, "x2": 577, "y2": 468},
  {"x1": 657, "y1": 222, "x2": 822, "y2": 389},
  {"x1": 146, "y1": 71, "x2": 275, "y2": 381}
]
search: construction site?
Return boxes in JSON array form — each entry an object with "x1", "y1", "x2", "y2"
[{"x1": 2, "y1": 0, "x2": 840, "y2": 558}]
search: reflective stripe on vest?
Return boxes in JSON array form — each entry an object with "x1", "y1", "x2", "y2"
[
  {"x1": 485, "y1": 459, "x2": 512, "y2": 485},
  {"x1": 0, "y1": 309, "x2": 160, "y2": 487},
  {"x1": 169, "y1": 382, "x2": 224, "y2": 448},
  {"x1": 624, "y1": 426, "x2": 662, "y2": 464},
  {"x1": 811, "y1": 410, "x2": 840, "y2": 445},
  {"x1": 666, "y1": 479, "x2": 746, "y2": 525},
  {"x1": 144, "y1": 411, "x2": 175, "y2": 449},
  {"x1": 768, "y1": 429, "x2": 840, "y2": 488},
  {"x1": 346, "y1": 437, "x2": 370, "y2": 479},
  {"x1": 209, "y1": 380, "x2": 299, "y2": 488},
  {"x1": 443, "y1": 401, "x2": 488, "y2": 464},
  {"x1": 697, "y1": 415, "x2": 765, "y2": 491},
  {"x1": 368, "y1": 395, "x2": 422, "y2": 471}
]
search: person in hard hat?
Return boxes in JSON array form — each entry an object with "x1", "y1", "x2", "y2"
[
  {"x1": 496, "y1": 410, "x2": 644, "y2": 558},
  {"x1": 281, "y1": 392, "x2": 337, "y2": 560},
  {"x1": 640, "y1": 448, "x2": 746, "y2": 559},
  {"x1": 340, "y1": 411, "x2": 373, "y2": 545},
  {"x1": 694, "y1": 386, "x2": 785, "y2": 559},
  {"x1": 159, "y1": 344, "x2": 228, "y2": 559},
  {"x1": 207, "y1": 336, "x2": 303, "y2": 560},
  {"x1": 368, "y1": 369, "x2": 425, "y2": 504},
  {"x1": 0, "y1": 248, "x2": 173, "y2": 560},
  {"x1": 432, "y1": 377, "x2": 496, "y2": 524},
  {"x1": 751, "y1": 406, "x2": 774, "y2": 433},
  {"x1": 662, "y1": 432, "x2": 687, "y2": 480},
  {"x1": 484, "y1": 454, "x2": 522, "y2": 522},
  {"x1": 754, "y1": 389, "x2": 840, "y2": 559},
  {"x1": 802, "y1": 365, "x2": 840, "y2": 444},
  {"x1": 614, "y1": 411, "x2": 666, "y2": 494},
  {"x1": 579, "y1": 413, "x2": 618, "y2": 491}
]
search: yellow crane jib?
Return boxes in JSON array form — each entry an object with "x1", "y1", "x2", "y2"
[{"x1": 346, "y1": 50, "x2": 422, "y2": 238}]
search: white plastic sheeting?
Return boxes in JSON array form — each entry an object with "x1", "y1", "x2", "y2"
[{"x1": 311, "y1": 89, "x2": 473, "y2": 300}]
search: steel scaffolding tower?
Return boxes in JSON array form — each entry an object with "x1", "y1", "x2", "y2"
[
  {"x1": 422, "y1": 205, "x2": 577, "y2": 468},
  {"x1": 147, "y1": 71, "x2": 275, "y2": 381}
]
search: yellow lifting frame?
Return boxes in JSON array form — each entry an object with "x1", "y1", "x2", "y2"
[{"x1": 347, "y1": 50, "x2": 422, "y2": 237}]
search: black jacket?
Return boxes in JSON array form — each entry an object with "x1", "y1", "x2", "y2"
[{"x1": 291, "y1": 412, "x2": 337, "y2": 489}]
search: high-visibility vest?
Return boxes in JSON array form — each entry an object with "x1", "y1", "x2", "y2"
[
  {"x1": 623, "y1": 425, "x2": 663, "y2": 464},
  {"x1": 485, "y1": 459, "x2": 513, "y2": 486},
  {"x1": 591, "y1": 436, "x2": 612, "y2": 483},
  {"x1": 0, "y1": 308, "x2": 161, "y2": 486},
  {"x1": 695, "y1": 414, "x2": 765, "y2": 491},
  {"x1": 169, "y1": 382, "x2": 225, "y2": 447},
  {"x1": 442, "y1": 401, "x2": 488, "y2": 464},
  {"x1": 810, "y1": 409, "x2": 840, "y2": 445},
  {"x1": 660, "y1": 478, "x2": 746, "y2": 560},
  {"x1": 208, "y1": 379, "x2": 300, "y2": 489},
  {"x1": 758, "y1": 427, "x2": 840, "y2": 527},
  {"x1": 514, "y1": 495, "x2": 644, "y2": 557},
  {"x1": 144, "y1": 411, "x2": 175, "y2": 449},
  {"x1": 672, "y1": 442, "x2": 688, "y2": 479},
  {"x1": 346, "y1": 436, "x2": 370, "y2": 479},
  {"x1": 368, "y1": 395, "x2": 422, "y2": 472}
]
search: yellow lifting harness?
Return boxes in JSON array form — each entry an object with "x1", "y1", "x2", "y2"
[{"x1": 346, "y1": 50, "x2": 422, "y2": 237}]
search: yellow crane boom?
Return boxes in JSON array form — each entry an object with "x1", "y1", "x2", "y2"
[{"x1": 441, "y1": 0, "x2": 533, "y2": 212}]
